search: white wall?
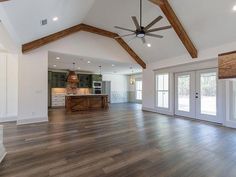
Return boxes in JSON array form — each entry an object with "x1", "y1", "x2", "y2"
[
  {"x1": 17, "y1": 50, "x2": 48, "y2": 125},
  {"x1": 0, "y1": 125, "x2": 6, "y2": 163},
  {"x1": 103, "y1": 74, "x2": 128, "y2": 103},
  {"x1": 0, "y1": 53, "x2": 18, "y2": 122},
  {"x1": 18, "y1": 32, "x2": 135, "y2": 124},
  {"x1": 142, "y1": 41, "x2": 236, "y2": 128}
]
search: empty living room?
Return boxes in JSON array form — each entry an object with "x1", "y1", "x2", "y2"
[{"x1": 1, "y1": 0, "x2": 236, "y2": 177}]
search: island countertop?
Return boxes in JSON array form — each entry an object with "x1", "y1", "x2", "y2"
[
  {"x1": 65, "y1": 94, "x2": 108, "y2": 97},
  {"x1": 65, "y1": 94, "x2": 109, "y2": 112}
]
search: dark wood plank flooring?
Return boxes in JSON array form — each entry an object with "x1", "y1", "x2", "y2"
[{"x1": 1, "y1": 103, "x2": 236, "y2": 177}]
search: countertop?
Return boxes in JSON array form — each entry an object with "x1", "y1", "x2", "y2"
[{"x1": 65, "y1": 94, "x2": 108, "y2": 97}]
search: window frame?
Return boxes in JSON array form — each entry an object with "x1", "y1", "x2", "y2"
[
  {"x1": 135, "y1": 79, "x2": 142, "y2": 101},
  {"x1": 155, "y1": 73, "x2": 170, "y2": 110}
]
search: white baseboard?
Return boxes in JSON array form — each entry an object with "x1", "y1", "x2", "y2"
[
  {"x1": 142, "y1": 107, "x2": 174, "y2": 116},
  {"x1": 224, "y1": 121, "x2": 236, "y2": 129},
  {"x1": 0, "y1": 115, "x2": 17, "y2": 123},
  {"x1": 0, "y1": 151, "x2": 7, "y2": 163},
  {"x1": 17, "y1": 116, "x2": 48, "y2": 125},
  {"x1": 142, "y1": 107, "x2": 157, "y2": 113}
]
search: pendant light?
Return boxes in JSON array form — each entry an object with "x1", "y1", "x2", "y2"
[
  {"x1": 67, "y1": 63, "x2": 79, "y2": 83},
  {"x1": 99, "y1": 65, "x2": 102, "y2": 76},
  {"x1": 130, "y1": 67, "x2": 135, "y2": 85}
]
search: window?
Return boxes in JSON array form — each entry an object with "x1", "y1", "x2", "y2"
[
  {"x1": 156, "y1": 74, "x2": 169, "y2": 108},
  {"x1": 135, "y1": 80, "x2": 142, "y2": 100}
]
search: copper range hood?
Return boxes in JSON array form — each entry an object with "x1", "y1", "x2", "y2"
[
  {"x1": 67, "y1": 63, "x2": 79, "y2": 83},
  {"x1": 67, "y1": 71, "x2": 79, "y2": 83}
]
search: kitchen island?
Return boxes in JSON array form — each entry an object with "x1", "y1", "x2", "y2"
[{"x1": 65, "y1": 94, "x2": 109, "y2": 112}]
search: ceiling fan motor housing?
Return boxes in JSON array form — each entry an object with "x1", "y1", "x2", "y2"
[{"x1": 136, "y1": 27, "x2": 145, "y2": 38}]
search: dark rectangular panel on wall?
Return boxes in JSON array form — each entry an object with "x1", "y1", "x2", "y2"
[
  {"x1": 51, "y1": 72, "x2": 67, "y2": 88},
  {"x1": 219, "y1": 51, "x2": 236, "y2": 79},
  {"x1": 78, "y1": 74, "x2": 92, "y2": 88}
]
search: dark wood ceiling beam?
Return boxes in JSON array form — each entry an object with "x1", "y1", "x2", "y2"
[
  {"x1": 149, "y1": 0, "x2": 198, "y2": 58},
  {"x1": 22, "y1": 24, "x2": 83, "y2": 53},
  {"x1": 22, "y1": 24, "x2": 146, "y2": 69},
  {"x1": 115, "y1": 38, "x2": 146, "y2": 69}
]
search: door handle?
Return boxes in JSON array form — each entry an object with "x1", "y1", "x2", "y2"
[{"x1": 195, "y1": 93, "x2": 199, "y2": 99}]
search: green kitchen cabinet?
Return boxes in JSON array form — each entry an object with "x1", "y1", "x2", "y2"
[
  {"x1": 78, "y1": 74, "x2": 92, "y2": 88},
  {"x1": 51, "y1": 72, "x2": 67, "y2": 88},
  {"x1": 92, "y1": 74, "x2": 102, "y2": 82}
]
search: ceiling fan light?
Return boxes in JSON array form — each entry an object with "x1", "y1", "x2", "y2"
[{"x1": 137, "y1": 33, "x2": 145, "y2": 38}]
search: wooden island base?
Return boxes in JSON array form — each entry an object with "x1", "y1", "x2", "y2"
[{"x1": 65, "y1": 94, "x2": 108, "y2": 112}]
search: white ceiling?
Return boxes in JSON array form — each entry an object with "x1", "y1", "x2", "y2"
[
  {"x1": 1, "y1": 0, "x2": 236, "y2": 63},
  {"x1": 1, "y1": 0, "x2": 95, "y2": 43},
  {"x1": 48, "y1": 51, "x2": 142, "y2": 75}
]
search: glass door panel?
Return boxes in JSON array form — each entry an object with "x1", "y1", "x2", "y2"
[
  {"x1": 178, "y1": 75, "x2": 190, "y2": 112},
  {"x1": 196, "y1": 69, "x2": 220, "y2": 123},
  {"x1": 200, "y1": 72, "x2": 217, "y2": 116},
  {"x1": 175, "y1": 72, "x2": 195, "y2": 118}
]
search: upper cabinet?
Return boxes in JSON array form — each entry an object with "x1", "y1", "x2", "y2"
[
  {"x1": 78, "y1": 74, "x2": 92, "y2": 88},
  {"x1": 49, "y1": 72, "x2": 103, "y2": 88},
  {"x1": 92, "y1": 74, "x2": 102, "y2": 82},
  {"x1": 51, "y1": 72, "x2": 67, "y2": 88}
]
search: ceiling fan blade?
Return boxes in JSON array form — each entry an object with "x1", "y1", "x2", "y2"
[
  {"x1": 144, "y1": 16, "x2": 163, "y2": 31},
  {"x1": 147, "y1": 26, "x2": 172, "y2": 33},
  {"x1": 146, "y1": 33, "x2": 164, "y2": 38},
  {"x1": 127, "y1": 36, "x2": 137, "y2": 44},
  {"x1": 114, "y1": 26, "x2": 135, "y2": 32},
  {"x1": 132, "y1": 16, "x2": 141, "y2": 30},
  {"x1": 141, "y1": 37, "x2": 146, "y2": 44},
  {"x1": 114, "y1": 33, "x2": 136, "y2": 39}
]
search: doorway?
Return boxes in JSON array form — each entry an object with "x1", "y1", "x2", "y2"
[{"x1": 175, "y1": 68, "x2": 221, "y2": 123}]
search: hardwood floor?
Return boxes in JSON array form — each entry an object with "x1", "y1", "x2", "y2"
[{"x1": 1, "y1": 103, "x2": 236, "y2": 177}]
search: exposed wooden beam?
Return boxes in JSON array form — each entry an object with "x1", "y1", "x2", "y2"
[
  {"x1": 149, "y1": 0, "x2": 198, "y2": 58},
  {"x1": 80, "y1": 24, "x2": 118, "y2": 38},
  {"x1": 115, "y1": 38, "x2": 146, "y2": 69},
  {"x1": 22, "y1": 24, "x2": 146, "y2": 69},
  {"x1": 22, "y1": 24, "x2": 83, "y2": 53},
  {"x1": 0, "y1": 0, "x2": 10, "y2": 2}
]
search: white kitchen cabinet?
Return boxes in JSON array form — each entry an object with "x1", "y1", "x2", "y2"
[{"x1": 51, "y1": 94, "x2": 66, "y2": 107}]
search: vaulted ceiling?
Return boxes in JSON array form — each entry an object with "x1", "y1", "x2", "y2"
[{"x1": 1, "y1": 0, "x2": 236, "y2": 63}]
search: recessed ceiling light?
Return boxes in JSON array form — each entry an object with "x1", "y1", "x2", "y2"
[
  {"x1": 233, "y1": 5, "x2": 236, "y2": 11},
  {"x1": 53, "y1": 17, "x2": 59, "y2": 21},
  {"x1": 87, "y1": 61, "x2": 91, "y2": 64},
  {"x1": 56, "y1": 57, "x2": 60, "y2": 60},
  {"x1": 78, "y1": 67, "x2": 81, "y2": 69},
  {"x1": 53, "y1": 64, "x2": 57, "y2": 67},
  {"x1": 147, "y1": 43, "x2": 151, "y2": 47},
  {"x1": 112, "y1": 64, "x2": 115, "y2": 67}
]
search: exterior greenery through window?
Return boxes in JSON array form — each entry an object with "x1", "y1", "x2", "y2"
[
  {"x1": 156, "y1": 74, "x2": 169, "y2": 108},
  {"x1": 135, "y1": 80, "x2": 142, "y2": 100}
]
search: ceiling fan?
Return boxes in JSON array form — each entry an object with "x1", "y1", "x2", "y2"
[{"x1": 114, "y1": 0, "x2": 172, "y2": 44}]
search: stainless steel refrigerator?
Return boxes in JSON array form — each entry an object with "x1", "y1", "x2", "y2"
[{"x1": 102, "y1": 81, "x2": 111, "y2": 103}]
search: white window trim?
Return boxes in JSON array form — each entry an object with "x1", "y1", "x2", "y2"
[
  {"x1": 135, "y1": 79, "x2": 142, "y2": 101},
  {"x1": 225, "y1": 80, "x2": 236, "y2": 128},
  {"x1": 154, "y1": 72, "x2": 174, "y2": 116}
]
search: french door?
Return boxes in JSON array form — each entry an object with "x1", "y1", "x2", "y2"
[{"x1": 175, "y1": 69, "x2": 221, "y2": 123}]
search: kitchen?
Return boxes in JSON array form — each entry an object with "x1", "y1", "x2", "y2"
[{"x1": 48, "y1": 51, "x2": 142, "y2": 114}]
